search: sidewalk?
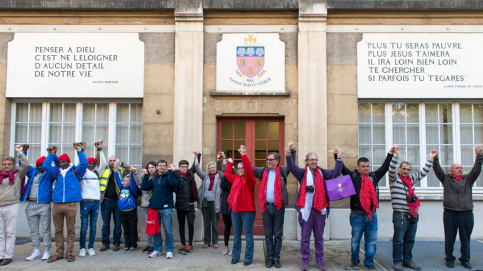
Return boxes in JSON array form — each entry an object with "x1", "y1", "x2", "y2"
[{"x1": 2, "y1": 240, "x2": 388, "y2": 271}]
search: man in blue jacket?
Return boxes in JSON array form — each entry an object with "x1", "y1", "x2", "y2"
[
  {"x1": 21, "y1": 145, "x2": 55, "y2": 261},
  {"x1": 42, "y1": 143, "x2": 87, "y2": 263},
  {"x1": 141, "y1": 160, "x2": 181, "y2": 259}
]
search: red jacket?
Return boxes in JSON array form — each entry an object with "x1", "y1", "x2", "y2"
[{"x1": 225, "y1": 155, "x2": 256, "y2": 212}]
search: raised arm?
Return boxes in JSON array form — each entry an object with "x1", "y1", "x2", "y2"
[
  {"x1": 193, "y1": 151, "x2": 208, "y2": 180},
  {"x1": 241, "y1": 154, "x2": 256, "y2": 186},
  {"x1": 15, "y1": 145, "x2": 30, "y2": 179},
  {"x1": 431, "y1": 150, "x2": 446, "y2": 184},
  {"x1": 42, "y1": 146, "x2": 60, "y2": 179},
  {"x1": 388, "y1": 151, "x2": 399, "y2": 182},
  {"x1": 286, "y1": 151, "x2": 304, "y2": 182},
  {"x1": 373, "y1": 146, "x2": 396, "y2": 180},
  {"x1": 97, "y1": 151, "x2": 107, "y2": 172},
  {"x1": 168, "y1": 164, "x2": 183, "y2": 187},
  {"x1": 412, "y1": 149, "x2": 437, "y2": 183},
  {"x1": 467, "y1": 146, "x2": 483, "y2": 184},
  {"x1": 216, "y1": 151, "x2": 227, "y2": 178},
  {"x1": 74, "y1": 146, "x2": 88, "y2": 178},
  {"x1": 140, "y1": 174, "x2": 153, "y2": 191},
  {"x1": 224, "y1": 160, "x2": 237, "y2": 183}
]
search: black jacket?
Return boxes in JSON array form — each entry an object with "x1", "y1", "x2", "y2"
[
  {"x1": 140, "y1": 171, "x2": 181, "y2": 210},
  {"x1": 175, "y1": 157, "x2": 200, "y2": 211},
  {"x1": 339, "y1": 152, "x2": 394, "y2": 212},
  {"x1": 252, "y1": 165, "x2": 290, "y2": 208}
]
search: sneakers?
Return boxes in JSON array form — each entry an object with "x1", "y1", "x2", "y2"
[
  {"x1": 222, "y1": 246, "x2": 229, "y2": 255},
  {"x1": 123, "y1": 247, "x2": 129, "y2": 253},
  {"x1": 301, "y1": 262, "x2": 309, "y2": 271},
  {"x1": 228, "y1": 250, "x2": 232, "y2": 256},
  {"x1": 42, "y1": 251, "x2": 51, "y2": 261},
  {"x1": 461, "y1": 262, "x2": 472, "y2": 269},
  {"x1": 142, "y1": 245, "x2": 151, "y2": 253},
  {"x1": 178, "y1": 245, "x2": 186, "y2": 254},
  {"x1": 166, "y1": 252, "x2": 173, "y2": 259},
  {"x1": 446, "y1": 261, "x2": 454, "y2": 268},
  {"x1": 182, "y1": 246, "x2": 193, "y2": 255},
  {"x1": 394, "y1": 263, "x2": 403, "y2": 271},
  {"x1": 87, "y1": 248, "x2": 96, "y2": 256},
  {"x1": 79, "y1": 248, "x2": 87, "y2": 257},
  {"x1": 26, "y1": 249, "x2": 41, "y2": 261},
  {"x1": 403, "y1": 262, "x2": 421, "y2": 270},
  {"x1": 148, "y1": 246, "x2": 154, "y2": 253},
  {"x1": 317, "y1": 261, "x2": 327, "y2": 271},
  {"x1": 129, "y1": 247, "x2": 137, "y2": 253},
  {"x1": 365, "y1": 265, "x2": 377, "y2": 270},
  {"x1": 149, "y1": 251, "x2": 160, "y2": 258},
  {"x1": 351, "y1": 263, "x2": 359, "y2": 270}
]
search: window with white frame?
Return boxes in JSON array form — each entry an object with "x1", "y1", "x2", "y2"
[
  {"x1": 12, "y1": 101, "x2": 143, "y2": 168},
  {"x1": 359, "y1": 101, "x2": 483, "y2": 191}
]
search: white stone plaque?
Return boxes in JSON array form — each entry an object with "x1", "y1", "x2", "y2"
[
  {"x1": 7, "y1": 33, "x2": 144, "y2": 98},
  {"x1": 216, "y1": 33, "x2": 285, "y2": 93},
  {"x1": 358, "y1": 33, "x2": 483, "y2": 98}
]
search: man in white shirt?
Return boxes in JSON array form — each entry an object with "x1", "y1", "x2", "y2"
[{"x1": 79, "y1": 139, "x2": 106, "y2": 257}]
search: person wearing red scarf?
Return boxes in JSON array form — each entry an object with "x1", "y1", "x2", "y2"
[
  {"x1": 193, "y1": 151, "x2": 224, "y2": 250},
  {"x1": 174, "y1": 158, "x2": 199, "y2": 255},
  {"x1": 286, "y1": 142, "x2": 343, "y2": 271},
  {"x1": 252, "y1": 152, "x2": 290, "y2": 268},
  {"x1": 339, "y1": 145, "x2": 396, "y2": 271},
  {"x1": 388, "y1": 148, "x2": 437, "y2": 271},
  {"x1": 225, "y1": 145, "x2": 256, "y2": 266},
  {"x1": 0, "y1": 145, "x2": 29, "y2": 266},
  {"x1": 433, "y1": 146, "x2": 483, "y2": 269}
]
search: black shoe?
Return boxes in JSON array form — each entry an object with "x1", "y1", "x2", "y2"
[
  {"x1": 148, "y1": 246, "x2": 154, "y2": 253},
  {"x1": 0, "y1": 259, "x2": 12, "y2": 266},
  {"x1": 142, "y1": 245, "x2": 150, "y2": 253},
  {"x1": 446, "y1": 261, "x2": 454, "y2": 268},
  {"x1": 244, "y1": 261, "x2": 252, "y2": 266},
  {"x1": 231, "y1": 259, "x2": 239, "y2": 264},
  {"x1": 461, "y1": 262, "x2": 472, "y2": 269},
  {"x1": 266, "y1": 260, "x2": 273, "y2": 268},
  {"x1": 403, "y1": 262, "x2": 421, "y2": 270},
  {"x1": 274, "y1": 260, "x2": 281, "y2": 268},
  {"x1": 365, "y1": 265, "x2": 377, "y2": 271}
]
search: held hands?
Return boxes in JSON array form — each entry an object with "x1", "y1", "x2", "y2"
[
  {"x1": 47, "y1": 146, "x2": 58, "y2": 155},
  {"x1": 22, "y1": 144, "x2": 29, "y2": 152},
  {"x1": 237, "y1": 145, "x2": 246, "y2": 156},
  {"x1": 73, "y1": 142, "x2": 81, "y2": 151},
  {"x1": 168, "y1": 163, "x2": 176, "y2": 171},
  {"x1": 216, "y1": 151, "x2": 225, "y2": 160},
  {"x1": 94, "y1": 139, "x2": 103, "y2": 150},
  {"x1": 334, "y1": 146, "x2": 342, "y2": 158},
  {"x1": 227, "y1": 158, "x2": 234, "y2": 164},
  {"x1": 475, "y1": 145, "x2": 483, "y2": 156},
  {"x1": 15, "y1": 145, "x2": 23, "y2": 154},
  {"x1": 429, "y1": 149, "x2": 438, "y2": 159},
  {"x1": 287, "y1": 141, "x2": 295, "y2": 153},
  {"x1": 79, "y1": 142, "x2": 86, "y2": 151},
  {"x1": 129, "y1": 167, "x2": 137, "y2": 174},
  {"x1": 141, "y1": 168, "x2": 148, "y2": 177},
  {"x1": 394, "y1": 145, "x2": 400, "y2": 156},
  {"x1": 193, "y1": 150, "x2": 200, "y2": 157},
  {"x1": 389, "y1": 145, "x2": 399, "y2": 154}
]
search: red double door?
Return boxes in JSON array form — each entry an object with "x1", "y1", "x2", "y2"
[{"x1": 217, "y1": 118, "x2": 284, "y2": 235}]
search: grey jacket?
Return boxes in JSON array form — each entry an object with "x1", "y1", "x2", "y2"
[
  {"x1": 196, "y1": 162, "x2": 222, "y2": 213},
  {"x1": 433, "y1": 155, "x2": 483, "y2": 211}
]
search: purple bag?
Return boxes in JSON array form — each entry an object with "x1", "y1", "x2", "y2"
[{"x1": 324, "y1": 175, "x2": 356, "y2": 201}]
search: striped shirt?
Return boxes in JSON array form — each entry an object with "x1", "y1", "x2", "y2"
[{"x1": 388, "y1": 155, "x2": 433, "y2": 212}]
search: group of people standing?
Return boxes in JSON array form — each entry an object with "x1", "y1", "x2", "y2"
[{"x1": 0, "y1": 139, "x2": 480, "y2": 271}]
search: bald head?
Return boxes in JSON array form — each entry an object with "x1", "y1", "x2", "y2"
[
  {"x1": 108, "y1": 155, "x2": 117, "y2": 169},
  {"x1": 450, "y1": 163, "x2": 463, "y2": 177}
]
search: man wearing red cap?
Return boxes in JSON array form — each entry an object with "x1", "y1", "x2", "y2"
[
  {"x1": 0, "y1": 145, "x2": 29, "y2": 266},
  {"x1": 20, "y1": 145, "x2": 55, "y2": 262},
  {"x1": 42, "y1": 143, "x2": 88, "y2": 263},
  {"x1": 78, "y1": 139, "x2": 106, "y2": 257}
]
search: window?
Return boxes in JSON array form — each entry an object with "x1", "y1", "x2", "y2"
[
  {"x1": 359, "y1": 101, "x2": 483, "y2": 191},
  {"x1": 12, "y1": 101, "x2": 143, "y2": 168}
]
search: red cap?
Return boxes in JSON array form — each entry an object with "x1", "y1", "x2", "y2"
[
  {"x1": 58, "y1": 154, "x2": 71, "y2": 163},
  {"x1": 87, "y1": 157, "x2": 96, "y2": 164},
  {"x1": 36, "y1": 156, "x2": 46, "y2": 165}
]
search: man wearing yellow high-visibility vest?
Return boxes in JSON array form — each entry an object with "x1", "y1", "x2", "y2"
[{"x1": 98, "y1": 155, "x2": 131, "y2": 252}]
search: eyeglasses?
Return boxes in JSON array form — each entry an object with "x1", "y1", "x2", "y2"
[
  {"x1": 237, "y1": 167, "x2": 244, "y2": 170},
  {"x1": 266, "y1": 158, "x2": 276, "y2": 162},
  {"x1": 179, "y1": 166, "x2": 188, "y2": 168},
  {"x1": 401, "y1": 168, "x2": 411, "y2": 172},
  {"x1": 2, "y1": 163, "x2": 13, "y2": 166}
]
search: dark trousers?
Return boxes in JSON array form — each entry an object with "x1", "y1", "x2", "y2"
[
  {"x1": 101, "y1": 200, "x2": 122, "y2": 246},
  {"x1": 222, "y1": 213, "x2": 232, "y2": 246},
  {"x1": 120, "y1": 208, "x2": 138, "y2": 248},
  {"x1": 392, "y1": 211, "x2": 418, "y2": 264},
  {"x1": 443, "y1": 209, "x2": 474, "y2": 263},
  {"x1": 262, "y1": 204, "x2": 285, "y2": 261},
  {"x1": 177, "y1": 205, "x2": 195, "y2": 246},
  {"x1": 202, "y1": 201, "x2": 219, "y2": 245}
]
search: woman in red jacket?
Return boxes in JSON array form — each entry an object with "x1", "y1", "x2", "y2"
[{"x1": 225, "y1": 145, "x2": 256, "y2": 266}]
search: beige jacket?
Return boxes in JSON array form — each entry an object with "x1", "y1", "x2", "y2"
[{"x1": 0, "y1": 152, "x2": 29, "y2": 207}]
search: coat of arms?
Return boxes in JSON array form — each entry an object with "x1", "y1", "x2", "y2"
[{"x1": 236, "y1": 35, "x2": 265, "y2": 80}]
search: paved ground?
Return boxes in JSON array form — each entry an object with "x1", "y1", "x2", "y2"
[
  {"x1": 4, "y1": 239, "x2": 483, "y2": 270},
  {"x1": 1, "y1": 240, "x2": 387, "y2": 271}
]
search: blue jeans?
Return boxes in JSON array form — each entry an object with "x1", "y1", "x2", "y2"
[
  {"x1": 350, "y1": 212, "x2": 378, "y2": 267},
  {"x1": 153, "y1": 208, "x2": 174, "y2": 253},
  {"x1": 392, "y1": 211, "x2": 418, "y2": 264},
  {"x1": 101, "y1": 200, "x2": 122, "y2": 246},
  {"x1": 231, "y1": 211, "x2": 255, "y2": 262},
  {"x1": 80, "y1": 200, "x2": 99, "y2": 249}
]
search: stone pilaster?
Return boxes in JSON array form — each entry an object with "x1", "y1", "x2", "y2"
[
  {"x1": 297, "y1": 0, "x2": 328, "y2": 167},
  {"x1": 173, "y1": 1, "x2": 204, "y2": 165}
]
